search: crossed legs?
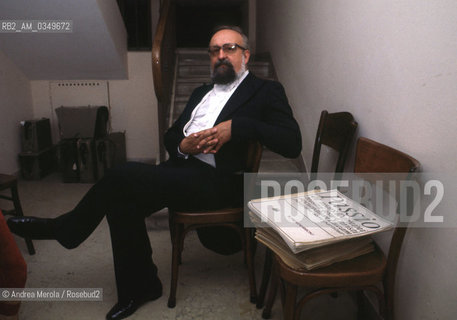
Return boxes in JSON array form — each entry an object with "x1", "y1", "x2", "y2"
[{"x1": 8, "y1": 158, "x2": 239, "y2": 319}]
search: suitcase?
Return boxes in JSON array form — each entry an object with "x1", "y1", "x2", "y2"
[
  {"x1": 77, "y1": 138, "x2": 97, "y2": 183},
  {"x1": 58, "y1": 139, "x2": 80, "y2": 183},
  {"x1": 95, "y1": 132, "x2": 127, "y2": 179},
  {"x1": 21, "y1": 118, "x2": 52, "y2": 153}
]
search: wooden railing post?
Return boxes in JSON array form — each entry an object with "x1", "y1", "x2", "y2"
[{"x1": 152, "y1": 0, "x2": 176, "y2": 162}]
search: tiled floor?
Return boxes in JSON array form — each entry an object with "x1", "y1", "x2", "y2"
[{"x1": 4, "y1": 153, "x2": 362, "y2": 320}]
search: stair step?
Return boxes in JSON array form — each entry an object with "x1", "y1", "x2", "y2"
[
  {"x1": 177, "y1": 77, "x2": 211, "y2": 83},
  {"x1": 175, "y1": 95, "x2": 189, "y2": 102},
  {"x1": 173, "y1": 101, "x2": 187, "y2": 114},
  {"x1": 177, "y1": 49, "x2": 209, "y2": 63},
  {"x1": 179, "y1": 65, "x2": 210, "y2": 77},
  {"x1": 176, "y1": 82, "x2": 206, "y2": 96},
  {"x1": 179, "y1": 58, "x2": 210, "y2": 65}
]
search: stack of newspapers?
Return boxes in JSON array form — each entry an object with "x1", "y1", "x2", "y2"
[{"x1": 248, "y1": 189, "x2": 394, "y2": 270}]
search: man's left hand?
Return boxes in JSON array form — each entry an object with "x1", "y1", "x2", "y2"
[{"x1": 199, "y1": 120, "x2": 232, "y2": 154}]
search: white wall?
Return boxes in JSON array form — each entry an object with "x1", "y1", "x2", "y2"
[
  {"x1": 257, "y1": 0, "x2": 457, "y2": 319},
  {"x1": 0, "y1": 51, "x2": 34, "y2": 174},
  {"x1": 0, "y1": 0, "x2": 128, "y2": 80},
  {"x1": 109, "y1": 52, "x2": 159, "y2": 162},
  {"x1": 31, "y1": 52, "x2": 159, "y2": 162}
]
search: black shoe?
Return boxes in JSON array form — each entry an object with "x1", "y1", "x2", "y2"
[
  {"x1": 7, "y1": 216, "x2": 56, "y2": 240},
  {"x1": 106, "y1": 279, "x2": 163, "y2": 320}
]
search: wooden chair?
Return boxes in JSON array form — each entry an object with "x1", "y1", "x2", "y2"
[
  {"x1": 167, "y1": 141, "x2": 263, "y2": 308},
  {"x1": 311, "y1": 110, "x2": 358, "y2": 174},
  {"x1": 262, "y1": 137, "x2": 420, "y2": 320},
  {"x1": 0, "y1": 174, "x2": 35, "y2": 255},
  {"x1": 256, "y1": 110, "x2": 358, "y2": 308}
]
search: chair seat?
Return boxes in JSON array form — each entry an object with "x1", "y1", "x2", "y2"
[
  {"x1": 277, "y1": 248, "x2": 387, "y2": 288},
  {"x1": 0, "y1": 174, "x2": 16, "y2": 191},
  {"x1": 171, "y1": 207, "x2": 243, "y2": 225}
]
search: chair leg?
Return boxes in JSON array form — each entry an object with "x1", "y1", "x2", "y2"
[
  {"x1": 257, "y1": 247, "x2": 273, "y2": 308},
  {"x1": 168, "y1": 212, "x2": 181, "y2": 264},
  {"x1": 168, "y1": 212, "x2": 174, "y2": 245},
  {"x1": 168, "y1": 223, "x2": 183, "y2": 308},
  {"x1": 11, "y1": 182, "x2": 35, "y2": 255},
  {"x1": 262, "y1": 258, "x2": 279, "y2": 319},
  {"x1": 383, "y1": 278, "x2": 393, "y2": 320},
  {"x1": 283, "y1": 282, "x2": 298, "y2": 320},
  {"x1": 356, "y1": 290, "x2": 365, "y2": 320},
  {"x1": 245, "y1": 228, "x2": 257, "y2": 304}
]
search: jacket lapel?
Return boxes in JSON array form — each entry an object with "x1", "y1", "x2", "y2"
[{"x1": 214, "y1": 73, "x2": 264, "y2": 124}]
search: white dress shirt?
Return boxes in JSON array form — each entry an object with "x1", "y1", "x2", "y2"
[{"x1": 181, "y1": 70, "x2": 249, "y2": 167}]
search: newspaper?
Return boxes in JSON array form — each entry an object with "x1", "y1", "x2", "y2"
[
  {"x1": 255, "y1": 226, "x2": 374, "y2": 270},
  {"x1": 248, "y1": 189, "x2": 394, "y2": 253}
]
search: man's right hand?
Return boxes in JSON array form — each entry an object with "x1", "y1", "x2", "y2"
[{"x1": 179, "y1": 127, "x2": 218, "y2": 155}]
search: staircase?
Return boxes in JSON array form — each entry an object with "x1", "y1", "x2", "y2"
[{"x1": 169, "y1": 48, "x2": 303, "y2": 173}]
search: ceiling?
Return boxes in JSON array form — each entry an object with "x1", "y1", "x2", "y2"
[{"x1": 0, "y1": 0, "x2": 128, "y2": 80}]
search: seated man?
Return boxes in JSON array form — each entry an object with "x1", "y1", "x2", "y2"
[{"x1": 7, "y1": 26, "x2": 301, "y2": 320}]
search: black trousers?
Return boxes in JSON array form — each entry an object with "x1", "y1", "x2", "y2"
[{"x1": 52, "y1": 157, "x2": 241, "y2": 302}]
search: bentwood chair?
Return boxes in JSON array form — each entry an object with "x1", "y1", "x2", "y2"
[
  {"x1": 262, "y1": 137, "x2": 420, "y2": 320},
  {"x1": 167, "y1": 141, "x2": 263, "y2": 308},
  {"x1": 0, "y1": 174, "x2": 35, "y2": 255},
  {"x1": 310, "y1": 110, "x2": 358, "y2": 175},
  {"x1": 256, "y1": 110, "x2": 358, "y2": 308}
]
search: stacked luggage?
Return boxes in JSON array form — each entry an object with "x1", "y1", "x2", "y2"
[{"x1": 55, "y1": 106, "x2": 126, "y2": 183}]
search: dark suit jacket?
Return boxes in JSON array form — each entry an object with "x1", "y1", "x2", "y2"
[
  {"x1": 164, "y1": 72, "x2": 302, "y2": 173},
  {"x1": 163, "y1": 72, "x2": 302, "y2": 254}
]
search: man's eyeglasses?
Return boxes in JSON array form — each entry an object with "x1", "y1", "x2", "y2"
[{"x1": 208, "y1": 43, "x2": 247, "y2": 56}]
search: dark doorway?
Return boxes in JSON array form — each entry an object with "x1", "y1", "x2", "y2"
[
  {"x1": 117, "y1": 0, "x2": 152, "y2": 50},
  {"x1": 176, "y1": 3, "x2": 244, "y2": 47}
]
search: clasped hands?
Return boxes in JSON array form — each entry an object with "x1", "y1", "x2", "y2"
[{"x1": 179, "y1": 120, "x2": 232, "y2": 155}]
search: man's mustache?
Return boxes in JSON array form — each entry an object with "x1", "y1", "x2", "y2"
[{"x1": 214, "y1": 59, "x2": 234, "y2": 71}]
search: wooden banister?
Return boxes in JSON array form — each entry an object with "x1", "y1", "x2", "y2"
[{"x1": 152, "y1": 0, "x2": 176, "y2": 161}]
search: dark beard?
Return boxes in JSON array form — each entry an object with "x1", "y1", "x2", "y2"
[{"x1": 211, "y1": 59, "x2": 236, "y2": 84}]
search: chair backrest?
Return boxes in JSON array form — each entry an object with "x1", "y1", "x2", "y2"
[
  {"x1": 353, "y1": 137, "x2": 420, "y2": 293},
  {"x1": 311, "y1": 110, "x2": 358, "y2": 173},
  {"x1": 354, "y1": 137, "x2": 420, "y2": 174}
]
